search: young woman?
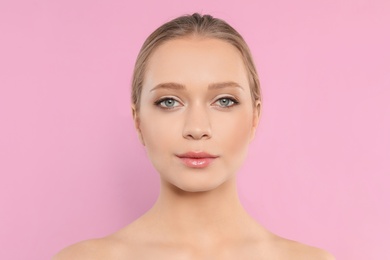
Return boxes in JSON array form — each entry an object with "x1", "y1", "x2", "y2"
[{"x1": 54, "y1": 13, "x2": 334, "y2": 259}]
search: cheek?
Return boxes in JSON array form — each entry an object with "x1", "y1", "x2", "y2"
[
  {"x1": 213, "y1": 107, "x2": 254, "y2": 153},
  {"x1": 209, "y1": 108, "x2": 253, "y2": 177},
  {"x1": 139, "y1": 111, "x2": 181, "y2": 157}
]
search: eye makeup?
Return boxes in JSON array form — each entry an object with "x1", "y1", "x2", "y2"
[{"x1": 153, "y1": 95, "x2": 240, "y2": 111}]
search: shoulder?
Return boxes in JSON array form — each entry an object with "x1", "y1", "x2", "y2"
[
  {"x1": 52, "y1": 234, "x2": 135, "y2": 260},
  {"x1": 52, "y1": 221, "x2": 146, "y2": 260},
  {"x1": 268, "y1": 234, "x2": 335, "y2": 260},
  {"x1": 287, "y1": 241, "x2": 335, "y2": 260},
  {"x1": 52, "y1": 239, "x2": 104, "y2": 260},
  {"x1": 52, "y1": 238, "x2": 117, "y2": 260},
  {"x1": 52, "y1": 218, "x2": 151, "y2": 260}
]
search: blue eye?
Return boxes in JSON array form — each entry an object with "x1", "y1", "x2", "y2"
[
  {"x1": 216, "y1": 97, "x2": 238, "y2": 107},
  {"x1": 155, "y1": 98, "x2": 180, "y2": 109},
  {"x1": 155, "y1": 97, "x2": 238, "y2": 109}
]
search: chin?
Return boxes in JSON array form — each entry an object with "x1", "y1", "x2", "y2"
[
  {"x1": 174, "y1": 183, "x2": 221, "y2": 193},
  {"x1": 163, "y1": 172, "x2": 235, "y2": 193}
]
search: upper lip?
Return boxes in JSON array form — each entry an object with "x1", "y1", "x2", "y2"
[{"x1": 176, "y1": 151, "x2": 219, "y2": 158}]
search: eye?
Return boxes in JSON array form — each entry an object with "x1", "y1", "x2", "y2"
[
  {"x1": 214, "y1": 97, "x2": 238, "y2": 108},
  {"x1": 155, "y1": 98, "x2": 181, "y2": 109}
]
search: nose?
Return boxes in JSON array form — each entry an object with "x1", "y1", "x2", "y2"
[{"x1": 182, "y1": 105, "x2": 212, "y2": 140}]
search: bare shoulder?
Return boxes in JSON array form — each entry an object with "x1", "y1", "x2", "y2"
[
  {"x1": 269, "y1": 234, "x2": 335, "y2": 260},
  {"x1": 52, "y1": 238, "x2": 121, "y2": 260},
  {"x1": 52, "y1": 238, "x2": 109, "y2": 260},
  {"x1": 52, "y1": 220, "x2": 147, "y2": 260},
  {"x1": 52, "y1": 233, "x2": 135, "y2": 260},
  {"x1": 286, "y1": 241, "x2": 335, "y2": 260}
]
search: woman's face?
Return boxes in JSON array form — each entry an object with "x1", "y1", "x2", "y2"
[{"x1": 134, "y1": 37, "x2": 260, "y2": 192}]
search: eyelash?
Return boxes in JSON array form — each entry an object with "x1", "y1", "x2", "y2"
[{"x1": 154, "y1": 97, "x2": 239, "y2": 110}]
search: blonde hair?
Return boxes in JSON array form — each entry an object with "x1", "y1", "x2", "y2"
[{"x1": 131, "y1": 13, "x2": 261, "y2": 111}]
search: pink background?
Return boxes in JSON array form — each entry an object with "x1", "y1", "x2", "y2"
[{"x1": 1, "y1": 0, "x2": 389, "y2": 259}]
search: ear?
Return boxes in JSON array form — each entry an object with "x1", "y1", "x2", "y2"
[
  {"x1": 250, "y1": 100, "x2": 261, "y2": 142},
  {"x1": 131, "y1": 104, "x2": 145, "y2": 146}
]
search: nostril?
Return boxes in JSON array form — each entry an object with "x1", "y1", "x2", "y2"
[
  {"x1": 183, "y1": 129, "x2": 211, "y2": 140},
  {"x1": 182, "y1": 109, "x2": 212, "y2": 140}
]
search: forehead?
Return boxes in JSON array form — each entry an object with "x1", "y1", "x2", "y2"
[{"x1": 143, "y1": 37, "x2": 250, "y2": 91}]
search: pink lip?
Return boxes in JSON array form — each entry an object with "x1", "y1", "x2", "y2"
[{"x1": 176, "y1": 152, "x2": 219, "y2": 169}]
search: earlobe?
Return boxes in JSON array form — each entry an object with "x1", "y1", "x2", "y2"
[
  {"x1": 250, "y1": 100, "x2": 261, "y2": 141},
  {"x1": 131, "y1": 104, "x2": 145, "y2": 146}
]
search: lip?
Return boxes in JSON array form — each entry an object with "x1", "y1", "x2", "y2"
[
  {"x1": 176, "y1": 151, "x2": 219, "y2": 169},
  {"x1": 177, "y1": 152, "x2": 218, "y2": 159}
]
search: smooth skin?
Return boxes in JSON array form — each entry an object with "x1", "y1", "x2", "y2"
[{"x1": 54, "y1": 37, "x2": 334, "y2": 259}]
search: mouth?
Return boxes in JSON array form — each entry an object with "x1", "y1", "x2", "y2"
[{"x1": 176, "y1": 152, "x2": 219, "y2": 169}]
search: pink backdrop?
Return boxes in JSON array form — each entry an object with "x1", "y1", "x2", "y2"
[{"x1": 1, "y1": 0, "x2": 389, "y2": 259}]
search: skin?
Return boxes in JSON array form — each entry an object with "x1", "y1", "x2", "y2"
[{"x1": 53, "y1": 37, "x2": 335, "y2": 260}]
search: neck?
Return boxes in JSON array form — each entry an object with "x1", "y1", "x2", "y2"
[{"x1": 144, "y1": 177, "x2": 257, "y2": 243}]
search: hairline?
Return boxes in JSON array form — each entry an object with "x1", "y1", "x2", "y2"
[{"x1": 135, "y1": 34, "x2": 258, "y2": 111}]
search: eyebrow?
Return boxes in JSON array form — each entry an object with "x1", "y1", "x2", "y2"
[{"x1": 150, "y1": 81, "x2": 244, "y2": 92}]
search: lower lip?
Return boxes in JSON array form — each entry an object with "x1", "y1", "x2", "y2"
[{"x1": 178, "y1": 157, "x2": 216, "y2": 168}]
